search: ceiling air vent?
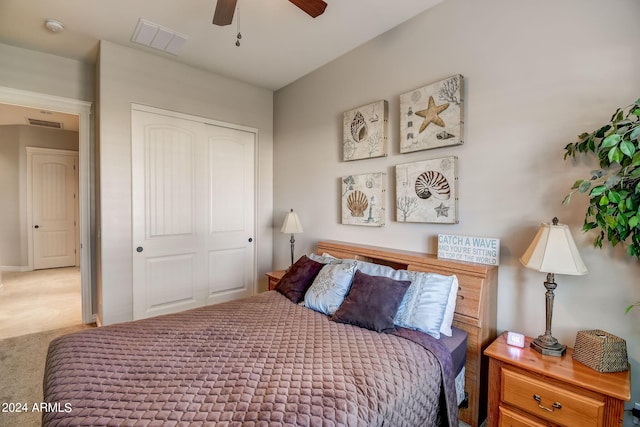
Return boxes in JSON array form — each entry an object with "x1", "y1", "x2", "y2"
[{"x1": 27, "y1": 118, "x2": 62, "y2": 129}]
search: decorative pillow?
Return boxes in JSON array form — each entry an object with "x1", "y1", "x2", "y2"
[
  {"x1": 274, "y1": 255, "x2": 324, "y2": 303},
  {"x1": 439, "y1": 274, "x2": 459, "y2": 337},
  {"x1": 332, "y1": 270, "x2": 411, "y2": 333},
  {"x1": 355, "y1": 260, "x2": 411, "y2": 281},
  {"x1": 304, "y1": 261, "x2": 358, "y2": 315},
  {"x1": 394, "y1": 271, "x2": 454, "y2": 339},
  {"x1": 308, "y1": 252, "x2": 342, "y2": 265}
]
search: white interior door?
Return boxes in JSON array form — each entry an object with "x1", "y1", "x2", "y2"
[
  {"x1": 132, "y1": 107, "x2": 256, "y2": 320},
  {"x1": 30, "y1": 149, "x2": 78, "y2": 270},
  {"x1": 205, "y1": 124, "x2": 255, "y2": 305}
]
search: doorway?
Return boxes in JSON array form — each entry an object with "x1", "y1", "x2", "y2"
[
  {"x1": 26, "y1": 148, "x2": 79, "y2": 270},
  {"x1": 0, "y1": 86, "x2": 93, "y2": 324}
]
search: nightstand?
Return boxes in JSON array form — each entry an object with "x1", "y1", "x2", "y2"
[
  {"x1": 265, "y1": 270, "x2": 286, "y2": 291},
  {"x1": 485, "y1": 332, "x2": 630, "y2": 427}
]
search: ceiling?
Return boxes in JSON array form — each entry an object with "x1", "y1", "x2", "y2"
[
  {"x1": 0, "y1": 0, "x2": 443, "y2": 92},
  {"x1": 0, "y1": 103, "x2": 79, "y2": 131}
]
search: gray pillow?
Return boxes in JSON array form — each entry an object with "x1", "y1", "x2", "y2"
[{"x1": 332, "y1": 270, "x2": 411, "y2": 333}]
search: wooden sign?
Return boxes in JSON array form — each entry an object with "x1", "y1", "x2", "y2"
[{"x1": 437, "y1": 233, "x2": 500, "y2": 265}]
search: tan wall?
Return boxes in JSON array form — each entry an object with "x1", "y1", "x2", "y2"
[
  {"x1": 97, "y1": 41, "x2": 274, "y2": 325},
  {"x1": 274, "y1": 0, "x2": 640, "y2": 418}
]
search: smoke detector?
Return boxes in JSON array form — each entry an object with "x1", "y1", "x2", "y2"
[{"x1": 44, "y1": 19, "x2": 65, "y2": 33}]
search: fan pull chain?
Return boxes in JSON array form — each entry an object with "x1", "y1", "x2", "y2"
[{"x1": 235, "y1": 7, "x2": 241, "y2": 46}]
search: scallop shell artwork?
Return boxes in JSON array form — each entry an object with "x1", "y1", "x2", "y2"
[
  {"x1": 415, "y1": 171, "x2": 450, "y2": 200},
  {"x1": 350, "y1": 111, "x2": 368, "y2": 142},
  {"x1": 346, "y1": 190, "x2": 369, "y2": 217}
]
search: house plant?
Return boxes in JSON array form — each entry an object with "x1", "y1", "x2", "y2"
[{"x1": 563, "y1": 98, "x2": 640, "y2": 312}]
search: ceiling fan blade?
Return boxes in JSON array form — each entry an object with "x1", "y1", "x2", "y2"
[
  {"x1": 289, "y1": 0, "x2": 327, "y2": 18},
  {"x1": 212, "y1": 0, "x2": 238, "y2": 26}
]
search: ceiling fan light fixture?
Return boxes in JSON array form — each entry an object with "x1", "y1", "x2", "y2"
[{"x1": 44, "y1": 19, "x2": 65, "y2": 33}]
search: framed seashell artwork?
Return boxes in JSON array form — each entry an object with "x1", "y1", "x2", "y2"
[
  {"x1": 341, "y1": 172, "x2": 386, "y2": 226},
  {"x1": 343, "y1": 100, "x2": 388, "y2": 161},
  {"x1": 395, "y1": 156, "x2": 458, "y2": 224},
  {"x1": 400, "y1": 75, "x2": 464, "y2": 154}
]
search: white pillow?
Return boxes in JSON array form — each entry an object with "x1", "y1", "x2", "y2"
[
  {"x1": 439, "y1": 274, "x2": 459, "y2": 337},
  {"x1": 304, "y1": 262, "x2": 357, "y2": 315},
  {"x1": 308, "y1": 252, "x2": 342, "y2": 264},
  {"x1": 393, "y1": 271, "x2": 453, "y2": 339}
]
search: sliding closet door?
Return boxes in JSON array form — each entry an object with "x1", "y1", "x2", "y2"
[
  {"x1": 204, "y1": 124, "x2": 255, "y2": 306},
  {"x1": 132, "y1": 107, "x2": 255, "y2": 320}
]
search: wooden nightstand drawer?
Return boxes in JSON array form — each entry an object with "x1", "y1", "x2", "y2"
[
  {"x1": 499, "y1": 407, "x2": 547, "y2": 427},
  {"x1": 502, "y1": 368, "x2": 604, "y2": 427}
]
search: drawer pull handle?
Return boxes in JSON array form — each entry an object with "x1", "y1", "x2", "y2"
[{"x1": 533, "y1": 394, "x2": 562, "y2": 412}]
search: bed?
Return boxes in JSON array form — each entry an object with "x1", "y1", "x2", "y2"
[{"x1": 43, "y1": 241, "x2": 497, "y2": 427}]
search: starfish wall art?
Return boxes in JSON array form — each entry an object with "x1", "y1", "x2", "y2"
[{"x1": 399, "y1": 74, "x2": 464, "y2": 154}]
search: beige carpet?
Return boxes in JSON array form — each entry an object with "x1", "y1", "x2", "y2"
[
  {"x1": 0, "y1": 324, "x2": 94, "y2": 427},
  {"x1": 0, "y1": 267, "x2": 82, "y2": 340}
]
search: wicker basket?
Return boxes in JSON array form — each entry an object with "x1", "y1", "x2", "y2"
[{"x1": 572, "y1": 329, "x2": 629, "y2": 373}]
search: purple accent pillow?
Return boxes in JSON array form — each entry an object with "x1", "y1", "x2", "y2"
[
  {"x1": 274, "y1": 255, "x2": 324, "y2": 303},
  {"x1": 332, "y1": 270, "x2": 411, "y2": 333}
]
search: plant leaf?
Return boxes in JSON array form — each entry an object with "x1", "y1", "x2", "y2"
[
  {"x1": 590, "y1": 185, "x2": 607, "y2": 197},
  {"x1": 601, "y1": 134, "x2": 621, "y2": 148},
  {"x1": 620, "y1": 140, "x2": 636, "y2": 157},
  {"x1": 578, "y1": 181, "x2": 591, "y2": 193}
]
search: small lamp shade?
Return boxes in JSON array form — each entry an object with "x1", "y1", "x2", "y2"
[
  {"x1": 281, "y1": 210, "x2": 303, "y2": 234},
  {"x1": 281, "y1": 209, "x2": 303, "y2": 265},
  {"x1": 520, "y1": 218, "x2": 587, "y2": 276}
]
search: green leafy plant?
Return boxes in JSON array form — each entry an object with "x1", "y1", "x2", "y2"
[{"x1": 563, "y1": 99, "x2": 640, "y2": 312}]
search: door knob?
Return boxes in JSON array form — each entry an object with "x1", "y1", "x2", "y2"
[
  {"x1": 34, "y1": 225, "x2": 40, "y2": 229},
  {"x1": 136, "y1": 246, "x2": 143, "y2": 253},
  {"x1": 248, "y1": 237, "x2": 253, "y2": 243}
]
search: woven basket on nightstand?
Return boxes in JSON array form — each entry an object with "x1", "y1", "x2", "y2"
[{"x1": 572, "y1": 329, "x2": 629, "y2": 373}]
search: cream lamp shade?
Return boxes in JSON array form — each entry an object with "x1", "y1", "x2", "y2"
[
  {"x1": 519, "y1": 217, "x2": 587, "y2": 356},
  {"x1": 281, "y1": 209, "x2": 303, "y2": 265},
  {"x1": 520, "y1": 218, "x2": 587, "y2": 275},
  {"x1": 281, "y1": 210, "x2": 303, "y2": 234}
]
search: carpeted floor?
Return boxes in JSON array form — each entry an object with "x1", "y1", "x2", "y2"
[{"x1": 0, "y1": 324, "x2": 93, "y2": 427}]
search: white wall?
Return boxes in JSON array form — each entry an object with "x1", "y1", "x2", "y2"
[
  {"x1": 0, "y1": 43, "x2": 94, "y2": 102},
  {"x1": 97, "y1": 41, "x2": 274, "y2": 325},
  {"x1": 274, "y1": 0, "x2": 640, "y2": 419}
]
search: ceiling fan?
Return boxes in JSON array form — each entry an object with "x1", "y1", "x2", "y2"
[{"x1": 212, "y1": 0, "x2": 328, "y2": 26}]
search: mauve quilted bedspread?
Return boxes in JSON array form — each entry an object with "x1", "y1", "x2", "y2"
[{"x1": 43, "y1": 291, "x2": 453, "y2": 427}]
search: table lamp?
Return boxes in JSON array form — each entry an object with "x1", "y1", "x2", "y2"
[
  {"x1": 281, "y1": 209, "x2": 303, "y2": 265},
  {"x1": 520, "y1": 217, "x2": 587, "y2": 356}
]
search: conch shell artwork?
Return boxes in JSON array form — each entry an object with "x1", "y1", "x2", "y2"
[
  {"x1": 395, "y1": 156, "x2": 458, "y2": 224},
  {"x1": 343, "y1": 100, "x2": 388, "y2": 161},
  {"x1": 415, "y1": 171, "x2": 450, "y2": 200},
  {"x1": 350, "y1": 111, "x2": 367, "y2": 142}
]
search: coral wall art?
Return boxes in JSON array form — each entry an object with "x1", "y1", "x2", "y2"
[
  {"x1": 343, "y1": 100, "x2": 388, "y2": 161},
  {"x1": 341, "y1": 172, "x2": 386, "y2": 227},
  {"x1": 400, "y1": 75, "x2": 464, "y2": 154},
  {"x1": 395, "y1": 156, "x2": 458, "y2": 224}
]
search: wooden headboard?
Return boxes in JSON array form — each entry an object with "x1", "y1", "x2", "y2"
[{"x1": 316, "y1": 240, "x2": 498, "y2": 427}]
